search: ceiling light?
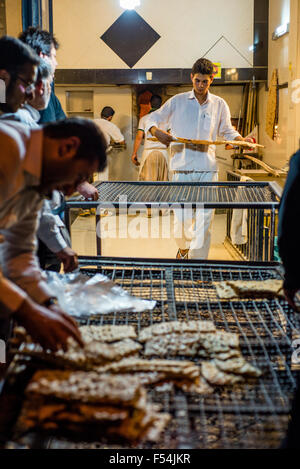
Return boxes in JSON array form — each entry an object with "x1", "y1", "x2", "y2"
[
  {"x1": 272, "y1": 23, "x2": 289, "y2": 40},
  {"x1": 120, "y1": 0, "x2": 140, "y2": 9}
]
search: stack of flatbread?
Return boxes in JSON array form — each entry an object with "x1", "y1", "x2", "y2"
[
  {"x1": 138, "y1": 321, "x2": 262, "y2": 386},
  {"x1": 17, "y1": 370, "x2": 170, "y2": 442},
  {"x1": 14, "y1": 321, "x2": 261, "y2": 396},
  {"x1": 213, "y1": 279, "x2": 284, "y2": 300},
  {"x1": 95, "y1": 357, "x2": 213, "y2": 394},
  {"x1": 13, "y1": 325, "x2": 142, "y2": 370}
]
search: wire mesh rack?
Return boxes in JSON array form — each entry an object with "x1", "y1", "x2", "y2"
[
  {"x1": 16, "y1": 260, "x2": 300, "y2": 447},
  {"x1": 65, "y1": 181, "x2": 281, "y2": 260},
  {"x1": 2, "y1": 259, "x2": 299, "y2": 449},
  {"x1": 66, "y1": 181, "x2": 280, "y2": 208},
  {"x1": 224, "y1": 171, "x2": 283, "y2": 262}
]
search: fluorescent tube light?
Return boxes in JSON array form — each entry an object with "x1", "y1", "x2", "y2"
[{"x1": 272, "y1": 23, "x2": 289, "y2": 40}]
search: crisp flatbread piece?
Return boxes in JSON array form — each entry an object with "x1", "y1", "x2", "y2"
[
  {"x1": 200, "y1": 331, "x2": 240, "y2": 353},
  {"x1": 214, "y1": 281, "x2": 237, "y2": 299},
  {"x1": 139, "y1": 320, "x2": 216, "y2": 343},
  {"x1": 144, "y1": 333, "x2": 204, "y2": 357},
  {"x1": 95, "y1": 357, "x2": 200, "y2": 380},
  {"x1": 26, "y1": 370, "x2": 144, "y2": 406},
  {"x1": 227, "y1": 279, "x2": 283, "y2": 297},
  {"x1": 18, "y1": 397, "x2": 169, "y2": 443},
  {"x1": 16, "y1": 338, "x2": 142, "y2": 370},
  {"x1": 201, "y1": 361, "x2": 244, "y2": 386},
  {"x1": 147, "y1": 137, "x2": 264, "y2": 148},
  {"x1": 214, "y1": 357, "x2": 262, "y2": 377},
  {"x1": 79, "y1": 325, "x2": 137, "y2": 343},
  {"x1": 82, "y1": 338, "x2": 142, "y2": 362},
  {"x1": 144, "y1": 330, "x2": 239, "y2": 357},
  {"x1": 214, "y1": 279, "x2": 283, "y2": 299}
]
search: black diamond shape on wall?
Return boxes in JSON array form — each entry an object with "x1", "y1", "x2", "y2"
[{"x1": 101, "y1": 10, "x2": 160, "y2": 68}]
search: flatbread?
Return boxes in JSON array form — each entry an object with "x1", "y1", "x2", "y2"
[
  {"x1": 201, "y1": 361, "x2": 244, "y2": 386},
  {"x1": 147, "y1": 137, "x2": 264, "y2": 148},
  {"x1": 144, "y1": 333, "x2": 204, "y2": 357},
  {"x1": 95, "y1": 357, "x2": 200, "y2": 380},
  {"x1": 26, "y1": 370, "x2": 144, "y2": 406},
  {"x1": 214, "y1": 279, "x2": 284, "y2": 299},
  {"x1": 200, "y1": 331, "x2": 240, "y2": 353},
  {"x1": 16, "y1": 338, "x2": 142, "y2": 370},
  {"x1": 214, "y1": 357, "x2": 262, "y2": 377},
  {"x1": 139, "y1": 320, "x2": 216, "y2": 343},
  {"x1": 214, "y1": 281, "x2": 237, "y2": 299},
  {"x1": 79, "y1": 325, "x2": 137, "y2": 343}
]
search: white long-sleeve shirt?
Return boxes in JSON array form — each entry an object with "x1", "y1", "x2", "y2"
[
  {"x1": 0, "y1": 120, "x2": 54, "y2": 318},
  {"x1": 146, "y1": 90, "x2": 240, "y2": 171}
]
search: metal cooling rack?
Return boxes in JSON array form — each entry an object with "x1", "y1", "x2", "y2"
[
  {"x1": 2, "y1": 259, "x2": 299, "y2": 449},
  {"x1": 65, "y1": 181, "x2": 281, "y2": 260},
  {"x1": 66, "y1": 181, "x2": 280, "y2": 209}
]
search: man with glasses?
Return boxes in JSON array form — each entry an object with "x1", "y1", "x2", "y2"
[
  {"x1": 18, "y1": 27, "x2": 98, "y2": 200},
  {"x1": 19, "y1": 27, "x2": 98, "y2": 269},
  {"x1": 0, "y1": 36, "x2": 38, "y2": 116}
]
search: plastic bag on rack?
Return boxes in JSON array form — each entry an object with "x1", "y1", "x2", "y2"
[{"x1": 46, "y1": 271, "x2": 156, "y2": 318}]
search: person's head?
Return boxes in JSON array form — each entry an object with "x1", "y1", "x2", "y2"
[
  {"x1": 0, "y1": 36, "x2": 39, "y2": 112},
  {"x1": 19, "y1": 27, "x2": 59, "y2": 72},
  {"x1": 40, "y1": 117, "x2": 107, "y2": 195},
  {"x1": 191, "y1": 58, "x2": 214, "y2": 100},
  {"x1": 28, "y1": 59, "x2": 53, "y2": 111},
  {"x1": 150, "y1": 94, "x2": 162, "y2": 110},
  {"x1": 101, "y1": 106, "x2": 115, "y2": 121}
]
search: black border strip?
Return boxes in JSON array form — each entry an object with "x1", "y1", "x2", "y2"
[
  {"x1": 48, "y1": 0, "x2": 53, "y2": 34},
  {"x1": 55, "y1": 67, "x2": 267, "y2": 85}
]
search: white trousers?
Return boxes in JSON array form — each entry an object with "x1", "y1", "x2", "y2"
[{"x1": 172, "y1": 171, "x2": 218, "y2": 259}]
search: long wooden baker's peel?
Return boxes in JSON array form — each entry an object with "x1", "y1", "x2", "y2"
[{"x1": 147, "y1": 137, "x2": 264, "y2": 149}]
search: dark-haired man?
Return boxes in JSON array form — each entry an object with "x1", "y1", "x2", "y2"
[
  {"x1": 147, "y1": 58, "x2": 252, "y2": 259},
  {"x1": 19, "y1": 26, "x2": 98, "y2": 201},
  {"x1": 19, "y1": 27, "x2": 98, "y2": 262},
  {"x1": 0, "y1": 35, "x2": 39, "y2": 115},
  {"x1": 18, "y1": 26, "x2": 64, "y2": 123},
  {"x1": 0, "y1": 117, "x2": 107, "y2": 352},
  {"x1": 94, "y1": 106, "x2": 125, "y2": 146}
]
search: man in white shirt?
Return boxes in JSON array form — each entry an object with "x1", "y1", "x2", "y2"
[
  {"x1": 94, "y1": 106, "x2": 125, "y2": 147},
  {"x1": 147, "y1": 58, "x2": 251, "y2": 259},
  {"x1": 131, "y1": 95, "x2": 169, "y2": 182}
]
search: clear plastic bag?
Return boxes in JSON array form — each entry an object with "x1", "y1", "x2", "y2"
[{"x1": 46, "y1": 271, "x2": 156, "y2": 318}]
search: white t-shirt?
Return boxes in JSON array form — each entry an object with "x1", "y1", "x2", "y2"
[
  {"x1": 94, "y1": 118, "x2": 124, "y2": 144},
  {"x1": 138, "y1": 113, "x2": 168, "y2": 151}
]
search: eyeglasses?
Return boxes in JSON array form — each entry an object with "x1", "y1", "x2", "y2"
[{"x1": 14, "y1": 75, "x2": 35, "y2": 94}]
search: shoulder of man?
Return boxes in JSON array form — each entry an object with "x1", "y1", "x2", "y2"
[
  {"x1": 0, "y1": 120, "x2": 29, "y2": 163},
  {"x1": 208, "y1": 92, "x2": 227, "y2": 106},
  {"x1": 39, "y1": 91, "x2": 66, "y2": 123}
]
